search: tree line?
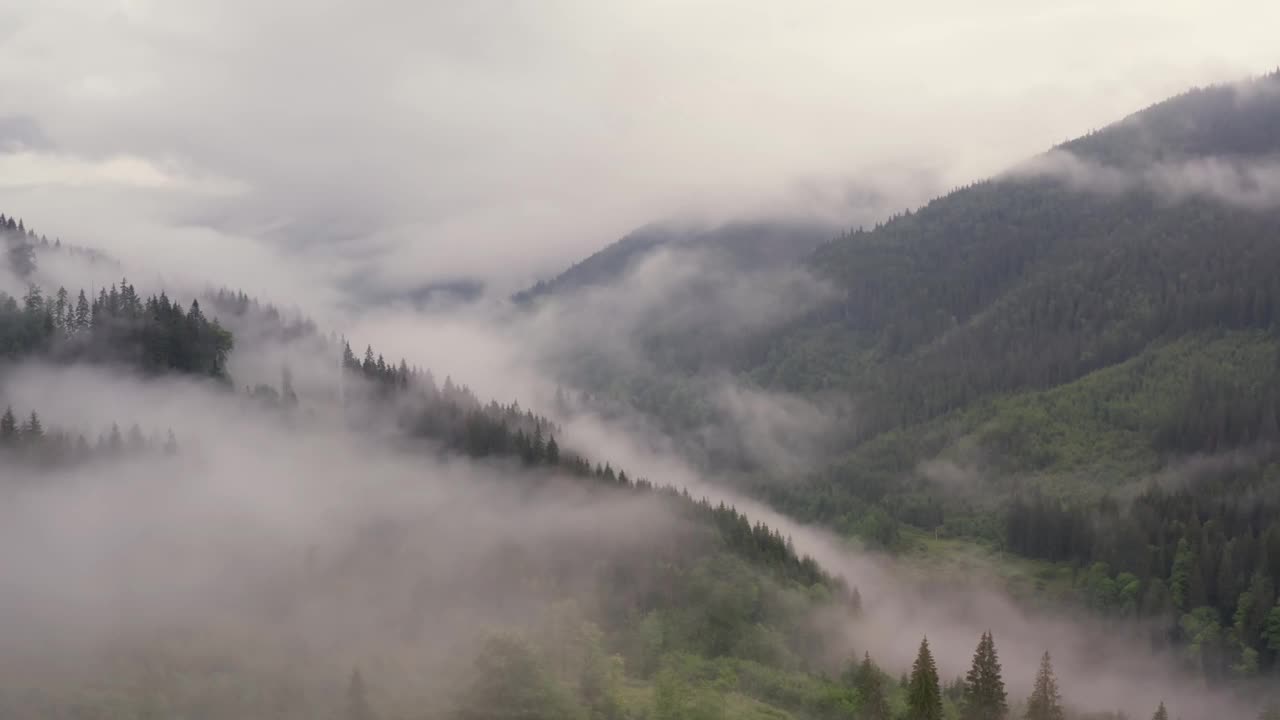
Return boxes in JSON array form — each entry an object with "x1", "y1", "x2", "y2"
[
  {"x1": 1006, "y1": 466, "x2": 1280, "y2": 679},
  {"x1": 0, "y1": 280, "x2": 233, "y2": 378},
  {"x1": 0, "y1": 404, "x2": 177, "y2": 468}
]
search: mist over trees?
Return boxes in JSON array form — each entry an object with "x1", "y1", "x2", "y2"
[
  {"x1": 4, "y1": 218, "x2": 1234, "y2": 720},
  {"x1": 0, "y1": 242, "x2": 232, "y2": 378},
  {"x1": 6, "y1": 67, "x2": 1280, "y2": 720},
  {"x1": 510, "y1": 71, "x2": 1280, "y2": 686}
]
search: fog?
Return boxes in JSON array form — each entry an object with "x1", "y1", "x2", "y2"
[
  {"x1": 4, "y1": 2, "x2": 1280, "y2": 717},
  {"x1": 3, "y1": 1, "x2": 1278, "y2": 297},
  {"x1": 328, "y1": 253, "x2": 1271, "y2": 717},
  {"x1": 2, "y1": 341, "x2": 1259, "y2": 719},
  {"x1": 1012, "y1": 149, "x2": 1280, "y2": 209},
  {"x1": 9, "y1": 238, "x2": 1270, "y2": 717},
  {"x1": 0, "y1": 364, "x2": 714, "y2": 717}
]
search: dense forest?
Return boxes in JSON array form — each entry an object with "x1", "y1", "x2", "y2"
[
  {"x1": 0, "y1": 404, "x2": 177, "y2": 467},
  {"x1": 10, "y1": 72, "x2": 1280, "y2": 718},
  {"x1": 1, "y1": 219, "x2": 862, "y2": 719},
  {"x1": 6, "y1": 216, "x2": 1238, "y2": 719},
  {"x1": 517, "y1": 71, "x2": 1280, "y2": 686}
]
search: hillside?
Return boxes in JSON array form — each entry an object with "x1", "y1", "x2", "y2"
[
  {"x1": 4, "y1": 216, "x2": 1235, "y2": 720},
  {"x1": 530, "y1": 71, "x2": 1280, "y2": 681},
  {"x1": 513, "y1": 218, "x2": 836, "y2": 304},
  {"x1": 0, "y1": 223, "x2": 879, "y2": 720}
]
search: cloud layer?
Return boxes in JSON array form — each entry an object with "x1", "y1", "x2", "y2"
[{"x1": 3, "y1": 1, "x2": 1278, "y2": 297}]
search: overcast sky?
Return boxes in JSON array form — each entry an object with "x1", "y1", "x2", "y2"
[{"x1": 1, "y1": 0, "x2": 1277, "y2": 298}]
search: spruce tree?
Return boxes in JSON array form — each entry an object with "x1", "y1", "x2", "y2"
[
  {"x1": 1024, "y1": 652, "x2": 1064, "y2": 720},
  {"x1": 23, "y1": 411, "x2": 43, "y2": 439},
  {"x1": 107, "y1": 423, "x2": 123, "y2": 454},
  {"x1": 962, "y1": 631, "x2": 1008, "y2": 720},
  {"x1": 5, "y1": 236, "x2": 35, "y2": 277},
  {"x1": 74, "y1": 290, "x2": 90, "y2": 330},
  {"x1": 0, "y1": 406, "x2": 17, "y2": 444},
  {"x1": 53, "y1": 287, "x2": 68, "y2": 330},
  {"x1": 1152, "y1": 701, "x2": 1168, "y2": 720},
  {"x1": 854, "y1": 652, "x2": 891, "y2": 720},
  {"x1": 907, "y1": 637, "x2": 943, "y2": 720},
  {"x1": 345, "y1": 668, "x2": 376, "y2": 720},
  {"x1": 282, "y1": 366, "x2": 298, "y2": 408}
]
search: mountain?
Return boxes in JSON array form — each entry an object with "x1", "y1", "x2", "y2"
[
  {"x1": 0, "y1": 222, "x2": 884, "y2": 720},
  {"x1": 4, "y1": 214, "x2": 1210, "y2": 720},
  {"x1": 6, "y1": 73, "x2": 1280, "y2": 718},
  {"x1": 513, "y1": 218, "x2": 838, "y2": 304},
  {"x1": 536, "y1": 71, "x2": 1280, "y2": 680},
  {"x1": 756, "y1": 71, "x2": 1280, "y2": 459}
]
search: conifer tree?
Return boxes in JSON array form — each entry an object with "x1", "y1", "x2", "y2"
[
  {"x1": 74, "y1": 290, "x2": 90, "y2": 330},
  {"x1": 345, "y1": 668, "x2": 376, "y2": 720},
  {"x1": 53, "y1": 287, "x2": 68, "y2": 329},
  {"x1": 107, "y1": 423, "x2": 123, "y2": 454},
  {"x1": 23, "y1": 411, "x2": 43, "y2": 439},
  {"x1": 282, "y1": 366, "x2": 298, "y2": 408},
  {"x1": 126, "y1": 424, "x2": 145, "y2": 452},
  {"x1": 854, "y1": 652, "x2": 891, "y2": 720},
  {"x1": 962, "y1": 631, "x2": 1008, "y2": 720},
  {"x1": 907, "y1": 637, "x2": 943, "y2": 720},
  {"x1": 1025, "y1": 652, "x2": 1064, "y2": 720},
  {"x1": 1152, "y1": 701, "x2": 1168, "y2": 720},
  {"x1": 0, "y1": 406, "x2": 17, "y2": 444},
  {"x1": 5, "y1": 235, "x2": 35, "y2": 277}
]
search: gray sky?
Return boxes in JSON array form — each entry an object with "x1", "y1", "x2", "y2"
[{"x1": 1, "y1": 0, "x2": 1277, "y2": 296}]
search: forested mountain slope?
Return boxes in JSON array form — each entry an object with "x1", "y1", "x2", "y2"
[
  {"x1": 765, "y1": 71, "x2": 1280, "y2": 424},
  {"x1": 525, "y1": 71, "x2": 1280, "y2": 683},
  {"x1": 6, "y1": 69, "x2": 1280, "y2": 715},
  {"x1": 0, "y1": 222, "x2": 876, "y2": 720},
  {"x1": 747, "y1": 72, "x2": 1280, "y2": 681},
  {"x1": 3, "y1": 215, "x2": 1231, "y2": 720},
  {"x1": 514, "y1": 219, "x2": 835, "y2": 304}
]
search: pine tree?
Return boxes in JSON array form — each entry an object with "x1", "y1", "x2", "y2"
[
  {"x1": 1024, "y1": 652, "x2": 1064, "y2": 720},
  {"x1": 345, "y1": 668, "x2": 376, "y2": 720},
  {"x1": 74, "y1": 289, "x2": 90, "y2": 330},
  {"x1": 126, "y1": 424, "x2": 145, "y2": 452},
  {"x1": 5, "y1": 235, "x2": 35, "y2": 277},
  {"x1": 0, "y1": 406, "x2": 17, "y2": 444},
  {"x1": 53, "y1": 287, "x2": 68, "y2": 330},
  {"x1": 854, "y1": 652, "x2": 891, "y2": 720},
  {"x1": 907, "y1": 637, "x2": 943, "y2": 720},
  {"x1": 282, "y1": 366, "x2": 298, "y2": 408},
  {"x1": 1152, "y1": 701, "x2": 1168, "y2": 720},
  {"x1": 962, "y1": 631, "x2": 1008, "y2": 720},
  {"x1": 23, "y1": 411, "x2": 43, "y2": 439},
  {"x1": 531, "y1": 425, "x2": 546, "y2": 463}
]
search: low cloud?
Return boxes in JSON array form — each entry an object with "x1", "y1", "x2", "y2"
[
  {"x1": 0, "y1": 363, "x2": 700, "y2": 699},
  {"x1": 1011, "y1": 148, "x2": 1280, "y2": 209},
  {"x1": 917, "y1": 458, "x2": 987, "y2": 495},
  {"x1": 0, "y1": 150, "x2": 247, "y2": 194}
]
